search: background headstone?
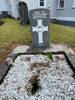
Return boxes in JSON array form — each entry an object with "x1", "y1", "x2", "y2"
[{"x1": 29, "y1": 8, "x2": 50, "y2": 49}]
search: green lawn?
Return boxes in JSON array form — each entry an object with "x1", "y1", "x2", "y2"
[
  {"x1": 0, "y1": 18, "x2": 32, "y2": 47},
  {"x1": 0, "y1": 18, "x2": 75, "y2": 47},
  {"x1": 51, "y1": 23, "x2": 75, "y2": 47}
]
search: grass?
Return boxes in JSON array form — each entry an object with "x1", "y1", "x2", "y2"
[
  {"x1": 0, "y1": 18, "x2": 32, "y2": 47},
  {"x1": 0, "y1": 18, "x2": 75, "y2": 47},
  {"x1": 50, "y1": 23, "x2": 75, "y2": 47},
  {"x1": 41, "y1": 52, "x2": 53, "y2": 61}
]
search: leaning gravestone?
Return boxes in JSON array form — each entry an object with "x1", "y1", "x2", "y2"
[{"x1": 29, "y1": 8, "x2": 50, "y2": 48}]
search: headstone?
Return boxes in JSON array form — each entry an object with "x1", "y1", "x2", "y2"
[{"x1": 29, "y1": 8, "x2": 50, "y2": 49}]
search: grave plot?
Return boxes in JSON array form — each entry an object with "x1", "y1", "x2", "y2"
[{"x1": 0, "y1": 53, "x2": 75, "y2": 100}]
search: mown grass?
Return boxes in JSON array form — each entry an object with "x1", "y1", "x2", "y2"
[
  {"x1": 51, "y1": 23, "x2": 75, "y2": 47},
  {"x1": 0, "y1": 18, "x2": 75, "y2": 47},
  {"x1": 0, "y1": 18, "x2": 32, "y2": 47}
]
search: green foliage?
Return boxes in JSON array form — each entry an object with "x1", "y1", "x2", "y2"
[{"x1": 41, "y1": 52, "x2": 53, "y2": 61}]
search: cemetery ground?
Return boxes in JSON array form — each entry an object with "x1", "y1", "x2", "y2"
[
  {"x1": 0, "y1": 18, "x2": 75, "y2": 62},
  {"x1": 0, "y1": 18, "x2": 75, "y2": 48},
  {"x1": 0, "y1": 18, "x2": 75, "y2": 99},
  {"x1": 0, "y1": 45, "x2": 75, "y2": 100},
  {"x1": 0, "y1": 18, "x2": 75, "y2": 63}
]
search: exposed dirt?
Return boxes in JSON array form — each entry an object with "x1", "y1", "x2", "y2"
[
  {"x1": 25, "y1": 75, "x2": 41, "y2": 95},
  {"x1": 0, "y1": 20, "x2": 4, "y2": 26},
  {"x1": 31, "y1": 62, "x2": 50, "y2": 71},
  {"x1": 0, "y1": 43, "x2": 17, "y2": 64}
]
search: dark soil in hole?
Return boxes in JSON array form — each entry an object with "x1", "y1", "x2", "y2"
[
  {"x1": 30, "y1": 75, "x2": 40, "y2": 95},
  {"x1": 25, "y1": 75, "x2": 41, "y2": 95},
  {"x1": 0, "y1": 20, "x2": 4, "y2": 26},
  {"x1": 31, "y1": 81, "x2": 40, "y2": 95}
]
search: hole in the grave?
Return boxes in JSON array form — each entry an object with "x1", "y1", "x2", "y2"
[
  {"x1": 25, "y1": 75, "x2": 41, "y2": 95},
  {"x1": 0, "y1": 20, "x2": 4, "y2": 26},
  {"x1": 31, "y1": 80, "x2": 40, "y2": 95}
]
